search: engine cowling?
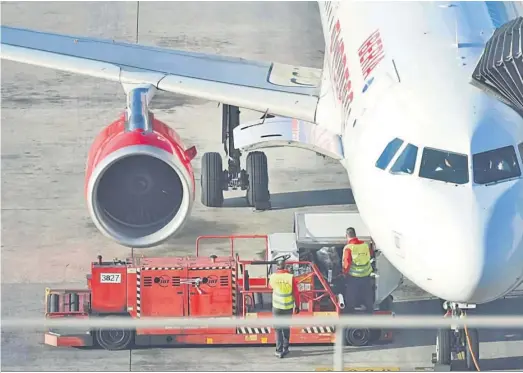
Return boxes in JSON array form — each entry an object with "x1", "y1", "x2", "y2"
[{"x1": 85, "y1": 113, "x2": 196, "y2": 248}]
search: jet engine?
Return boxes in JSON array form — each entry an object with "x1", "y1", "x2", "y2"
[{"x1": 84, "y1": 102, "x2": 196, "y2": 248}]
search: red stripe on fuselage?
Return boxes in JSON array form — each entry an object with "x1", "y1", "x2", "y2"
[
  {"x1": 358, "y1": 29, "x2": 385, "y2": 81},
  {"x1": 327, "y1": 14, "x2": 354, "y2": 124}
]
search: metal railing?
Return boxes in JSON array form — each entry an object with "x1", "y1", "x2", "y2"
[{"x1": 3, "y1": 314, "x2": 523, "y2": 371}]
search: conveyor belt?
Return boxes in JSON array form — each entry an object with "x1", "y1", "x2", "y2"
[{"x1": 471, "y1": 16, "x2": 523, "y2": 115}]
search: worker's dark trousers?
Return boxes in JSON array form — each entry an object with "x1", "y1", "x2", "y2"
[
  {"x1": 272, "y1": 307, "x2": 293, "y2": 352},
  {"x1": 343, "y1": 276, "x2": 374, "y2": 314}
]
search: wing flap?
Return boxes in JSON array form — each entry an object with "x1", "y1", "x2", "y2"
[{"x1": 1, "y1": 26, "x2": 322, "y2": 121}]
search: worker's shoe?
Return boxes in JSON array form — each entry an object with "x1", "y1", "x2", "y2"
[
  {"x1": 275, "y1": 351, "x2": 284, "y2": 358},
  {"x1": 282, "y1": 348, "x2": 290, "y2": 357}
]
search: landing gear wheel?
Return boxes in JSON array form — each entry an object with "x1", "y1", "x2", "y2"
[
  {"x1": 465, "y1": 328, "x2": 479, "y2": 371},
  {"x1": 201, "y1": 152, "x2": 224, "y2": 207},
  {"x1": 436, "y1": 328, "x2": 452, "y2": 365},
  {"x1": 245, "y1": 151, "x2": 270, "y2": 210},
  {"x1": 95, "y1": 316, "x2": 134, "y2": 351},
  {"x1": 345, "y1": 328, "x2": 371, "y2": 347}
]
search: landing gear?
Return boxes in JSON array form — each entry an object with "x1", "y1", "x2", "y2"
[
  {"x1": 435, "y1": 328, "x2": 452, "y2": 365},
  {"x1": 246, "y1": 151, "x2": 271, "y2": 210},
  {"x1": 432, "y1": 302, "x2": 480, "y2": 371},
  {"x1": 200, "y1": 105, "x2": 271, "y2": 210},
  {"x1": 201, "y1": 152, "x2": 225, "y2": 207}
]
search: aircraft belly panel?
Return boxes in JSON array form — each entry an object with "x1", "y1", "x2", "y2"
[{"x1": 233, "y1": 116, "x2": 344, "y2": 160}]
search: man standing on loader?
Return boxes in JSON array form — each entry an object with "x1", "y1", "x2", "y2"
[
  {"x1": 341, "y1": 227, "x2": 375, "y2": 314},
  {"x1": 268, "y1": 259, "x2": 300, "y2": 358}
]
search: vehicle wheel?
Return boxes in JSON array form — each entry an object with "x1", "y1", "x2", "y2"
[
  {"x1": 436, "y1": 328, "x2": 452, "y2": 365},
  {"x1": 245, "y1": 151, "x2": 270, "y2": 210},
  {"x1": 465, "y1": 328, "x2": 479, "y2": 371},
  {"x1": 345, "y1": 328, "x2": 371, "y2": 347},
  {"x1": 201, "y1": 152, "x2": 224, "y2": 207},
  {"x1": 95, "y1": 316, "x2": 134, "y2": 351}
]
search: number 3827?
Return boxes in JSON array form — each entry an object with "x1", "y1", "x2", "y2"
[{"x1": 100, "y1": 273, "x2": 121, "y2": 283}]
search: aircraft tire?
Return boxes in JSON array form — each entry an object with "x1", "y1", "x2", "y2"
[
  {"x1": 436, "y1": 328, "x2": 452, "y2": 365},
  {"x1": 246, "y1": 151, "x2": 270, "y2": 210},
  {"x1": 201, "y1": 152, "x2": 224, "y2": 207}
]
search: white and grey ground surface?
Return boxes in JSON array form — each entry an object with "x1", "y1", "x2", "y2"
[{"x1": 1, "y1": 2, "x2": 522, "y2": 371}]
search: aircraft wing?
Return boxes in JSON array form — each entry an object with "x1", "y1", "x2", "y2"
[{"x1": 0, "y1": 26, "x2": 322, "y2": 122}]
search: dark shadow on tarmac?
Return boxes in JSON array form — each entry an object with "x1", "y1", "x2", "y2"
[
  {"x1": 120, "y1": 296, "x2": 523, "y2": 354},
  {"x1": 222, "y1": 188, "x2": 355, "y2": 210},
  {"x1": 478, "y1": 356, "x2": 523, "y2": 371},
  {"x1": 64, "y1": 295, "x2": 522, "y2": 371},
  {"x1": 347, "y1": 296, "x2": 523, "y2": 353}
]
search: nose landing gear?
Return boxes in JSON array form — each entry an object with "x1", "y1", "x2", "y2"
[{"x1": 433, "y1": 302, "x2": 480, "y2": 371}]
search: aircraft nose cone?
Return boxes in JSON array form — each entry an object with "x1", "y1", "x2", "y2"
[
  {"x1": 407, "y1": 181, "x2": 523, "y2": 304},
  {"x1": 407, "y1": 202, "x2": 483, "y2": 302},
  {"x1": 467, "y1": 182, "x2": 523, "y2": 303}
]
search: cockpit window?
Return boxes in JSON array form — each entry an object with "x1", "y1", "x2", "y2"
[
  {"x1": 390, "y1": 143, "x2": 418, "y2": 175},
  {"x1": 518, "y1": 142, "x2": 523, "y2": 160},
  {"x1": 376, "y1": 138, "x2": 404, "y2": 170},
  {"x1": 473, "y1": 145, "x2": 522, "y2": 185},
  {"x1": 418, "y1": 148, "x2": 469, "y2": 185}
]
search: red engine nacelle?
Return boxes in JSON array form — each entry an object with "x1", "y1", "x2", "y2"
[{"x1": 85, "y1": 112, "x2": 196, "y2": 248}]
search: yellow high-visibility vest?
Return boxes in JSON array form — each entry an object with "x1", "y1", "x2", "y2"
[
  {"x1": 343, "y1": 243, "x2": 372, "y2": 277},
  {"x1": 269, "y1": 272, "x2": 295, "y2": 310}
]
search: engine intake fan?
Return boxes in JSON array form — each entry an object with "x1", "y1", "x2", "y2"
[{"x1": 471, "y1": 16, "x2": 523, "y2": 116}]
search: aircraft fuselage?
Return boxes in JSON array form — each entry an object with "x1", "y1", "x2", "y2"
[{"x1": 317, "y1": 1, "x2": 523, "y2": 305}]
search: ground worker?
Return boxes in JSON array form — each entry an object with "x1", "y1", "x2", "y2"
[
  {"x1": 268, "y1": 259, "x2": 300, "y2": 358},
  {"x1": 341, "y1": 227, "x2": 375, "y2": 314}
]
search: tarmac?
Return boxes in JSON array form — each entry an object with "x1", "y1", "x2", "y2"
[{"x1": 1, "y1": 2, "x2": 522, "y2": 371}]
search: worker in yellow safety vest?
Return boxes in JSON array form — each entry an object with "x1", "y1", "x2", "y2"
[
  {"x1": 341, "y1": 227, "x2": 375, "y2": 314},
  {"x1": 268, "y1": 259, "x2": 300, "y2": 358}
]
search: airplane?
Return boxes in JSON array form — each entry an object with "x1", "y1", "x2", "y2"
[{"x1": 2, "y1": 1, "x2": 523, "y2": 368}]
